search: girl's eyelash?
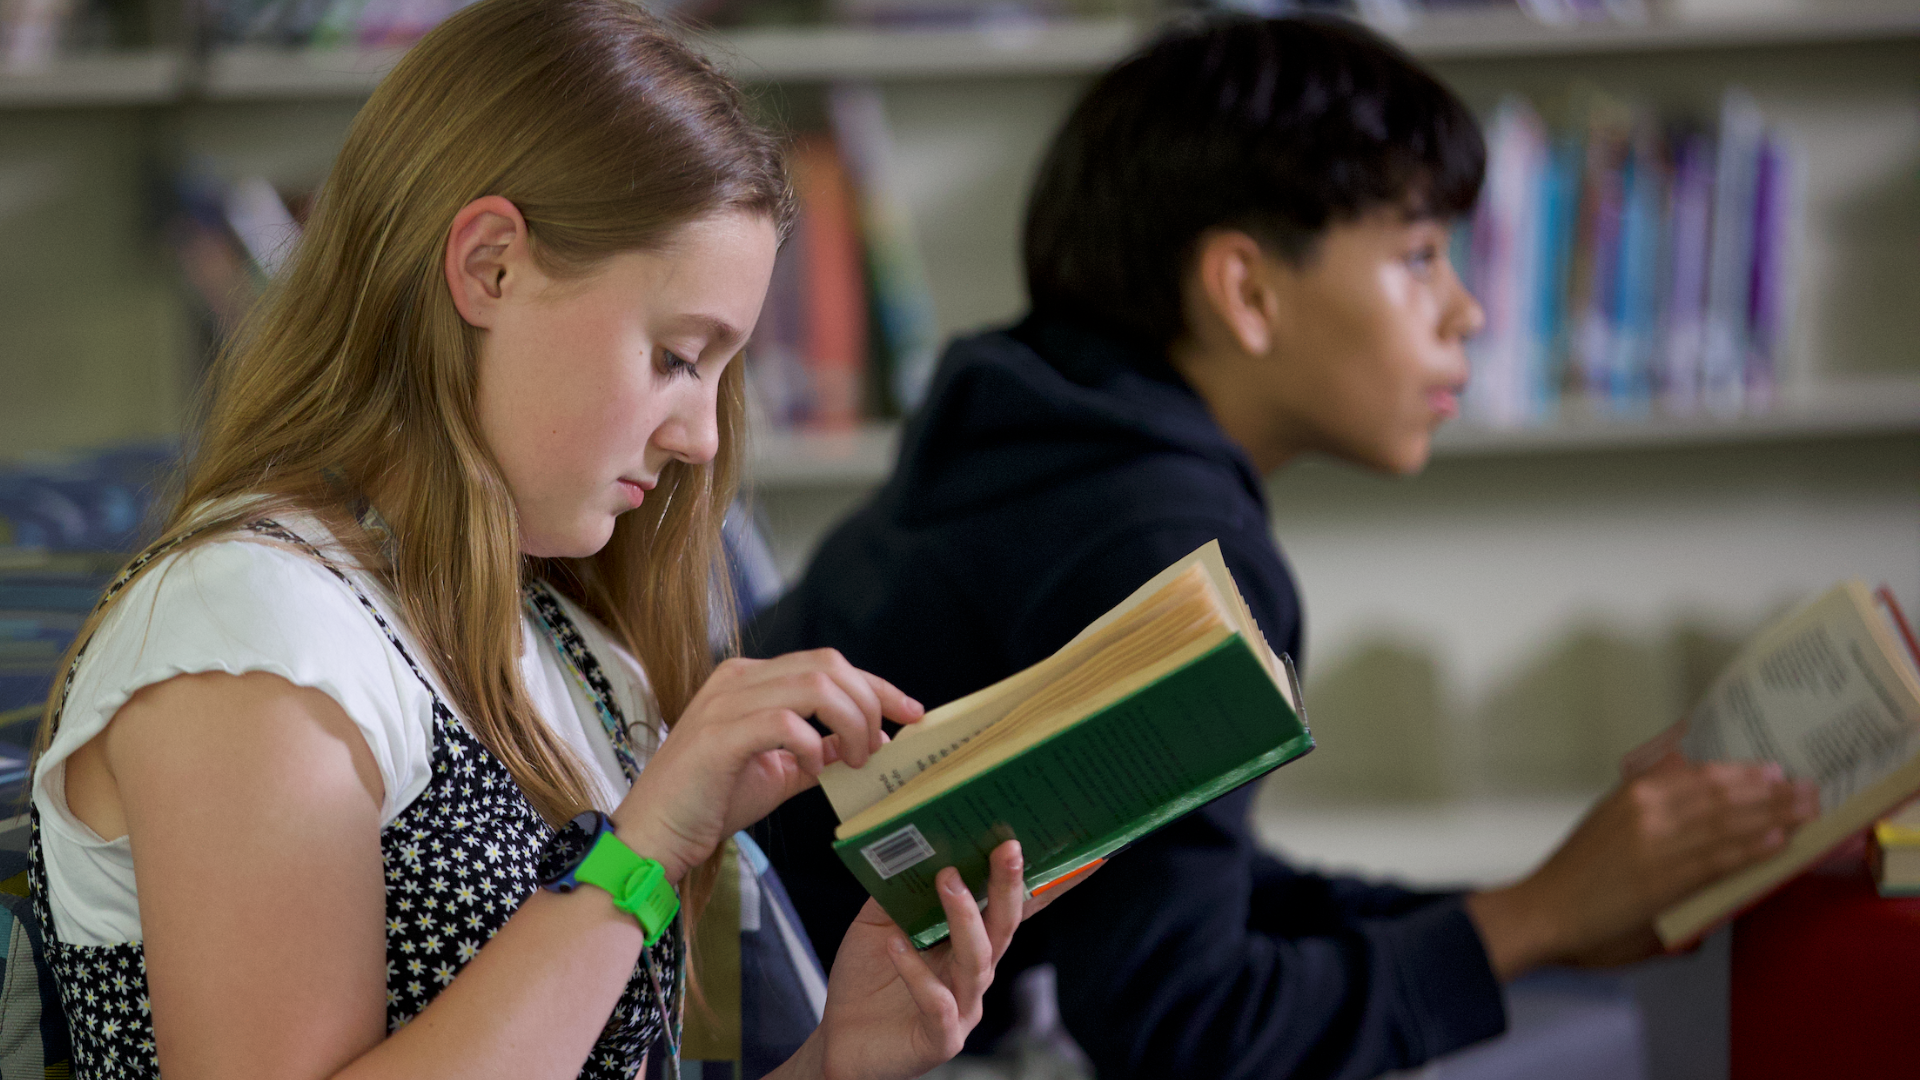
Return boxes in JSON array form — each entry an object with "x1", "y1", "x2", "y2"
[{"x1": 662, "y1": 350, "x2": 699, "y2": 378}]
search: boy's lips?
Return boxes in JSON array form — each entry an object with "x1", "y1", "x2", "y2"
[{"x1": 1427, "y1": 386, "x2": 1461, "y2": 421}]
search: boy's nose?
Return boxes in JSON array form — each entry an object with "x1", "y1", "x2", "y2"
[{"x1": 1446, "y1": 281, "x2": 1487, "y2": 343}]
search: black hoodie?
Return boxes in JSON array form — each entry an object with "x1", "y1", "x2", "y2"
[{"x1": 747, "y1": 314, "x2": 1506, "y2": 1079}]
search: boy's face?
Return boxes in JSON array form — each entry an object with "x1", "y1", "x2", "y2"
[{"x1": 1251, "y1": 211, "x2": 1481, "y2": 475}]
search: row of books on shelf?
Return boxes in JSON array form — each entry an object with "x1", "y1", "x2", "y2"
[
  {"x1": 1872, "y1": 798, "x2": 1920, "y2": 897},
  {"x1": 0, "y1": 446, "x2": 175, "y2": 802},
  {"x1": 7, "y1": 0, "x2": 1784, "y2": 75},
  {"x1": 0, "y1": 0, "x2": 136, "y2": 72},
  {"x1": 1457, "y1": 88, "x2": 1796, "y2": 428},
  {"x1": 158, "y1": 93, "x2": 939, "y2": 434},
  {"x1": 160, "y1": 93, "x2": 1807, "y2": 437},
  {"x1": 208, "y1": 0, "x2": 479, "y2": 49},
  {"x1": 749, "y1": 84, "x2": 941, "y2": 430}
]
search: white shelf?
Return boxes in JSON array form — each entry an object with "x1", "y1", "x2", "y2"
[
  {"x1": 748, "y1": 423, "x2": 900, "y2": 488},
  {"x1": 703, "y1": 16, "x2": 1142, "y2": 81},
  {"x1": 1254, "y1": 794, "x2": 1593, "y2": 887},
  {"x1": 0, "y1": 50, "x2": 183, "y2": 107},
  {"x1": 1393, "y1": 6, "x2": 1920, "y2": 60},
  {"x1": 203, "y1": 45, "x2": 406, "y2": 99},
  {"x1": 5, "y1": 7, "x2": 1920, "y2": 107},
  {"x1": 125, "y1": 8, "x2": 1920, "y2": 103},
  {"x1": 1433, "y1": 381, "x2": 1920, "y2": 457},
  {"x1": 746, "y1": 383, "x2": 1920, "y2": 487}
]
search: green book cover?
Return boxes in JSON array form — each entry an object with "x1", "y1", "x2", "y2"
[{"x1": 832, "y1": 635, "x2": 1313, "y2": 947}]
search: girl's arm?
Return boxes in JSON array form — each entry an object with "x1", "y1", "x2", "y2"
[
  {"x1": 103, "y1": 670, "x2": 647, "y2": 1080},
  {"x1": 95, "y1": 647, "x2": 1021, "y2": 1080}
]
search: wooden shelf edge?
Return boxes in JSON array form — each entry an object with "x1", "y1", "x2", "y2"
[
  {"x1": 0, "y1": 49, "x2": 184, "y2": 107},
  {"x1": 5, "y1": 7, "x2": 1920, "y2": 108},
  {"x1": 703, "y1": 16, "x2": 1143, "y2": 82},
  {"x1": 203, "y1": 45, "x2": 406, "y2": 99},
  {"x1": 747, "y1": 422, "x2": 901, "y2": 488},
  {"x1": 746, "y1": 383, "x2": 1920, "y2": 486},
  {"x1": 1394, "y1": 7, "x2": 1920, "y2": 60},
  {"x1": 1435, "y1": 382, "x2": 1920, "y2": 457}
]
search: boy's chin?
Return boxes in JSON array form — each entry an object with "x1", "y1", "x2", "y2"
[{"x1": 1334, "y1": 431, "x2": 1434, "y2": 477}]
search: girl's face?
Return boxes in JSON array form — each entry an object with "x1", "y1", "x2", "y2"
[{"x1": 458, "y1": 207, "x2": 779, "y2": 558}]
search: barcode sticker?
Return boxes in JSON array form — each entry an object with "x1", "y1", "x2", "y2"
[{"x1": 861, "y1": 824, "x2": 936, "y2": 880}]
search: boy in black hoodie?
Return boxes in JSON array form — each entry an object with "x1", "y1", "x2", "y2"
[{"x1": 748, "y1": 17, "x2": 1818, "y2": 1079}]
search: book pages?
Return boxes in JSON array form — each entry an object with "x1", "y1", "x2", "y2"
[
  {"x1": 1656, "y1": 580, "x2": 1920, "y2": 944},
  {"x1": 1678, "y1": 581, "x2": 1920, "y2": 812},
  {"x1": 819, "y1": 540, "x2": 1281, "y2": 821}
]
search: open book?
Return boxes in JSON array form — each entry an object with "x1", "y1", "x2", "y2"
[
  {"x1": 1650, "y1": 580, "x2": 1920, "y2": 946},
  {"x1": 821, "y1": 541, "x2": 1313, "y2": 946}
]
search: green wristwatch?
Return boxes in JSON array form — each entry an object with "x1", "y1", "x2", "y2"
[{"x1": 537, "y1": 810, "x2": 679, "y2": 947}]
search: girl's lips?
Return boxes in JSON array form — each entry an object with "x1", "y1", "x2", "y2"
[{"x1": 618, "y1": 478, "x2": 653, "y2": 508}]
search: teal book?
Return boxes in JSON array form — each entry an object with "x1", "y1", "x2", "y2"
[{"x1": 820, "y1": 541, "x2": 1313, "y2": 947}]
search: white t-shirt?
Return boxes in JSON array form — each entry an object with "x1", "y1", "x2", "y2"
[{"x1": 31, "y1": 516, "x2": 663, "y2": 947}]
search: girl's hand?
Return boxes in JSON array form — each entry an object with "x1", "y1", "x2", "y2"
[
  {"x1": 614, "y1": 650, "x2": 923, "y2": 882},
  {"x1": 794, "y1": 840, "x2": 1042, "y2": 1080}
]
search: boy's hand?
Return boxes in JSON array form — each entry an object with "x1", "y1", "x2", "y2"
[{"x1": 1466, "y1": 751, "x2": 1819, "y2": 979}]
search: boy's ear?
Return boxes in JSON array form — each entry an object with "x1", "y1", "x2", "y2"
[
  {"x1": 1190, "y1": 229, "x2": 1281, "y2": 359},
  {"x1": 444, "y1": 195, "x2": 533, "y2": 330}
]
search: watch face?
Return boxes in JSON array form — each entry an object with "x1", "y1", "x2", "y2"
[{"x1": 537, "y1": 810, "x2": 605, "y2": 887}]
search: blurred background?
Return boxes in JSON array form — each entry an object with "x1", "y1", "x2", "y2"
[{"x1": 1, "y1": 0, "x2": 1917, "y2": 1074}]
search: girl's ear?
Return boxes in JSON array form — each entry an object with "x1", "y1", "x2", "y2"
[
  {"x1": 444, "y1": 195, "x2": 533, "y2": 329},
  {"x1": 1190, "y1": 229, "x2": 1283, "y2": 359}
]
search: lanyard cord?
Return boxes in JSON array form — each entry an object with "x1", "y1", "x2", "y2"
[{"x1": 522, "y1": 582, "x2": 686, "y2": 1079}]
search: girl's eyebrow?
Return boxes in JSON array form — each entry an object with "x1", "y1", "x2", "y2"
[{"x1": 683, "y1": 314, "x2": 744, "y2": 351}]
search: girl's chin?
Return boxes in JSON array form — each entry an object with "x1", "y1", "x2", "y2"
[{"x1": 518, "y1": 517, "x2": 618, "y2": 560}]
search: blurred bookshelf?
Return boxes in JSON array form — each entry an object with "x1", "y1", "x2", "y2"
[
  {"x1": 200, "y1": 18, "x2": 1141, "y2": 99},
  {"x1": 746, "y1": 381, "x2": 1920, "y2": 488},
  {"x1": 0, "y1": 49, "x2": 183, "y2": 106},
  {"x1": 1392, "y1": 5, "x2": 1920, "y2": 59},
  {"x1": 11, "y1": 5, "x2": 1920, "y2": 110},
  {"x1": 749, "y1": 422, "x2": 903, "y2": 488},
  {"x1": 202, "y1": 44, "x2": 408, "y2": 99},
  {"x1": 7, "y1": 0, "x2": 1920, "y2": 852}
]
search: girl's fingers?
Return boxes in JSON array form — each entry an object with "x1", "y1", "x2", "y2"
[
  {"x1": 810, "y1": 650, "x2": 887, "y2": 754},
  {"x1": 724, "y1": 673, "x2": 875, "y2": 769},
  {"x1": 886, "y1": 932, "x2": 959, "y2": 1032},
  {"x1": 934, "y1": 866, "x2": 995, "y2": 1009},
  {"x1": 982, "y1": 841, "x2": 1024, "y2": 962},
  {"x1": 730, "y1": 710, "x2": 826, "y2": 778},
  {"x1": 867, "y1": 671, "x2": 926, "y2": 726}
]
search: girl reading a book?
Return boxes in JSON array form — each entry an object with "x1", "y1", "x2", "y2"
[{"x1": 26, "y1": 2, "x2": 1041, "y2": 1077}]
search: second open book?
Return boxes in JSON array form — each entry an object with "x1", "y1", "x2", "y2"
[
  {"x1": 819, "y1": 541, "x2": 1314, "y2": 946},
  {"x1": 1648, "y1": 580, "x2": 1920, "y2": 945}
]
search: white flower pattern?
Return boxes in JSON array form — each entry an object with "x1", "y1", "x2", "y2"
[{"x1": 27, "y1": 520, "x2": 676, "y2": 1079}]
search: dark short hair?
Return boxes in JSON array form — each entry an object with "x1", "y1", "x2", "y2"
[{"x1": 1022, "y1": 15, "x2": 1485, "y2": 350}]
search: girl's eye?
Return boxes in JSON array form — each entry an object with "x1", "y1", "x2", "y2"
[{"x1": 661, "y1": 350, "x2": 699, "y2": 379}]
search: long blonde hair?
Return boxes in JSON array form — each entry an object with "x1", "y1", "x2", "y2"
[{"x1": 39, "y1": 0, "x2": 792, "y2": 831}]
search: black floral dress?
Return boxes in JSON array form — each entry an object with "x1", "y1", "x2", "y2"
[{"x1": 28, "y1": 521, "x2": 678, "y2": 1079}]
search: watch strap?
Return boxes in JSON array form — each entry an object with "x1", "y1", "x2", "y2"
[{"x1": 577, "y1": 831, "x2": 680, "y2": 947}]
